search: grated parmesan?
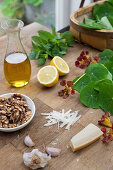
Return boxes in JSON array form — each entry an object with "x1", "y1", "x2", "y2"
[{"x1": 41, "y1": 109, "x2": 81, "y2": 130}]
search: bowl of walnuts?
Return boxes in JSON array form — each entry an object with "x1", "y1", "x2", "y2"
[{"x1": 0, "y1": 93, "x2": 35, "y2": 132}]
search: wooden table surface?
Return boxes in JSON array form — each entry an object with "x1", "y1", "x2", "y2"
[{"x1": 0, "y1": 23, "x2": 113, "y2": 170}]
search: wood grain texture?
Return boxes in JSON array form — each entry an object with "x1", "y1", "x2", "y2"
[{"x1": 0, "y1": 22, "x2": 113, "y2": 170}]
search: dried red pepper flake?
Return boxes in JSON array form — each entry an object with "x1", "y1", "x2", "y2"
[
  {"x1": 58, "y1": 80, "x2": 75, "y2": 99},
  {"x1": 75, "y1": 51, "x2": 101, "y2": 69}
]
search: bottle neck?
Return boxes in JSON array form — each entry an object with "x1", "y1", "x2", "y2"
[{"x1": 6, "y1": 30, "x2": 26, "y2": 55}]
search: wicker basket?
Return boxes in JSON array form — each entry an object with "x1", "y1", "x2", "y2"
[{"x1": 70, "y1": 0, "x2": 113, "y2": 51}]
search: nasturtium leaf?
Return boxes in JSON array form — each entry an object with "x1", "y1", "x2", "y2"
[
  {"x1": 93, "y1": 2, "x2": 113, "y2": 20},
  {"x1": 73, "y1": 76, "x2": 81, "y2": 84},
  {"x1": 99, "y1": 49, "x2": 113, "y2": 64},
  {"x1": 107, "y1": 16, "x2": 113, "y2": 27},
  {"x1": 99, "y1": 83, "x2": 113, "y2": 115},
  {"x1": 85, "y1": 63, "x2": 112, "y2": 82},
  {"x1": 94, "y1": 79, "x2": 112, "y2": 91},
  {"x1": 73, "y1": 74, "x2": 90, "y2": 93},
  {"x1": 79, "y1": 18, "x2": 103, "y2": 30},
  {"x1": 100, "y1": 16, "x2": 113, "y2": 30},
  {"x1": 80, "y1": 82, "x2": 100, "y2": 109},
  {"x1": 104, "y1": 56, "x2": 113, "y2": 77}
]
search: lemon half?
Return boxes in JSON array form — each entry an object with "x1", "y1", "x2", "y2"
[
  {"x1": 50, "y1": 56, "x2": 69, "y2": 76},
  {"x1": 37, "y1": 65, "x2": 59, "y2": 87}
]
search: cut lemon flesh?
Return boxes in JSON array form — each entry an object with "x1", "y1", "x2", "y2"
[
  {"x1": 50, "y1": 56, "x2": 69, "y2": 76},
  {"x1": 37, "y1": 65, "x2": 59, "y2": 87}
]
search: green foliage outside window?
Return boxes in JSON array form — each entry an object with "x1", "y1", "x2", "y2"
[{"x1": 0, "y1": 0, "x2": 43, "y2": 19}]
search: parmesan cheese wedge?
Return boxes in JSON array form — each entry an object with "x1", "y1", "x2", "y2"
[{"x1": 70, "y1": 123, "x2": 103, "y2": 152}]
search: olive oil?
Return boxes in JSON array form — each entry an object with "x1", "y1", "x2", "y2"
[{"x1": 4, "y1": 53, "x2": 31, "y2": 87}]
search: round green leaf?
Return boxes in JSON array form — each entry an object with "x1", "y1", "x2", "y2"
[
  {"x1": 73, "y1": 74, "x2": 90, "y2": 93},
  {"x1": 85, "y1": 63, "x2": 112, "y2": 82},
  {"x1": 73, "y1": 76, "x2": 81, "y2": 84},
  {"x1": 99, "y1": 83, "x2": 113, "y2": 115},
  {"x1": 80, "y1": 82, "x2": 100, "y2": 109},
  {"x1": 94, "y1": 79, "x2": 112, "y2": 91},
  {"x1": 99, "y1": 49, "x2": 113, "y2": 64}
]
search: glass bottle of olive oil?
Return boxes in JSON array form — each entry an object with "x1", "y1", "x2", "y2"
[{"x1": 2, "y1": 19, "x2": 31, "y2": 87}]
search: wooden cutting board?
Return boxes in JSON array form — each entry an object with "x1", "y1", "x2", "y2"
[{"x1": 0, "y1": 23, "x2": 113, "y2": 170}]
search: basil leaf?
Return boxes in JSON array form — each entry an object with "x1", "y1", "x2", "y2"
[
  {"x1": 30, "y1": 25, "x2": 75, "y2": 66},
  {"x1": 38, "y1": 57, "x2": 46, "y2": 66},
  {"x1": 59, "y1": 31, "x2": 75, "y2": 46},
  {"x1": 32, "y1": 36, "x2": 43, "y2": 44},
  {"x1": 29, "y1": 50, "x2": 37, "y2": 60},
  {"x1": 51, "y1": 44, "x2": 61, "y2": 57},
  {"x1": 40, "y1": 54, "x2": 48, "y2": 59},
  {"x1": 38, "y1": 30, "x2": 53, "y2": 41},
  {"x1": 51, "y1": 25, "x2": 57, "y2": 38}
]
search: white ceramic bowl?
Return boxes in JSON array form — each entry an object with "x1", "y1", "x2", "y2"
[{"x1": 0, "y1": 93, "x2": 35, "y2": 132}]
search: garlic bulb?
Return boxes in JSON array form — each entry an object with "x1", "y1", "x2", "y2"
[
  {"x1": 23, "y1": 149, "x2": 51, "y2": 169},
  {"x1": 45, "y1": 147, "x2": 61, "y2": 157},
  {"x1": 24, "y1": 135, "x2": 35, "y2": 147}
]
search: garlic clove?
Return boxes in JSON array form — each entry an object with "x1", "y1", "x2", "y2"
[
  {"x1": 24, "y1": 135, "x2": 35, "y2": 147},
  {"x1": 23, "y1": 149, "x2": 51, "y2": 169},
  {"x1": 45, "y1": 147, "x2": 61, "y2": 157}
]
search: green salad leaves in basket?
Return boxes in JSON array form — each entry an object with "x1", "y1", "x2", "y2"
[{"x1": 79, "y1": 0, "x2": 113, "y2": 30}]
